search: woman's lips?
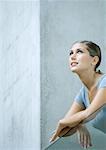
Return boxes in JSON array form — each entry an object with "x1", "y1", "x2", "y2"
[{"x1": 71, "y1": 62, "x2": 78, "y2": 67}]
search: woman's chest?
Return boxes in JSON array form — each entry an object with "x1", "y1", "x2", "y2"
[{"x1": 87, "y1": 87, "x2": 98, "y2": 103}]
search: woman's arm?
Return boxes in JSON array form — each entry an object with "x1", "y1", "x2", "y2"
[
  {"x1": 64, "y1": 101, "x2": 85, "y2": 118},
  {"x1": 50, "y1": 88, "x2": 106, "y2": 142},
  {"x1": 56, "y1": 101, "x2": 84, "y2": 137},
  {"x1": 61, "y1": 88, "x2": 106, "y2": 127},
  {"x1": 50, "y1": 101, "x2": 84, "y2": 141}
]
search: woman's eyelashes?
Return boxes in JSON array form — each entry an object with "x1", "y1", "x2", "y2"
[
  {"x1": 69, "y1": 49, "x2": 84, "y2": 56},
  {"x1": 77, "y1": 49, "x2": 84, "y2": 54}
]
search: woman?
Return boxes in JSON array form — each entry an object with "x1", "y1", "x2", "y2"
[{"x1": 50, "y1": 41, "x2": 106, "y2": 149}]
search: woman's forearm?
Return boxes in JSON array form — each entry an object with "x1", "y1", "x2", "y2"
[
  {"x1": 60, "y1": 110, "x2": 87, "y2": 128},
  {"x1": 64, "y1": 102, "x2": 84, "y2": 119}
]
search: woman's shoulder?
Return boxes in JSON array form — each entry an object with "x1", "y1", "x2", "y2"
[{"x1": 98, "y1": 74, "x2": 106, "y2": 88}]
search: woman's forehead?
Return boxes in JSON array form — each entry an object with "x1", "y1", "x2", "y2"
[{"x1": 71, "y1": 43, "x2": 88, "y2": 50}]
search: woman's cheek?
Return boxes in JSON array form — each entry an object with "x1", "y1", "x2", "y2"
[{"x1": 80, "y1": 55, "x2": 90, "y2": 62}]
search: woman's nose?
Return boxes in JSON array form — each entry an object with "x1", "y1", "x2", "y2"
[{"x1": 70, "y1": 53, "x2": 76, "y2": 60}]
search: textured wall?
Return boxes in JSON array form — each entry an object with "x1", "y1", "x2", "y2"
[
  {"x1": 41, "y1": 0, "x2": 106, "y2": 149},
  {"x1": 0, "y1": 1, "x2": 40, "y2": 150}
]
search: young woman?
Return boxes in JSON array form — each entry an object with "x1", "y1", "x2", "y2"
[{"x1": 50, "y1": 41, "x2": 106, "y2": 149}]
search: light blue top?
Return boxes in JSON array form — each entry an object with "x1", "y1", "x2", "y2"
[{"x1": 75, "y1": 74, "x2": 106, "y2": 133}]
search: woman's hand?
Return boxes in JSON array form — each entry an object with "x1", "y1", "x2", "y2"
[
  {"x1": 77, "y1": 125, "x2": 92, "y2": 149},
  {"x1": 59, "y1": 126, "x2": 78, "y2": 137},
  {"x1": 50, "y1": 119, "x2": 67, "y2": 142},
  {"x1": 50, "y1": 115, "x2": 82, "y2": 142}
]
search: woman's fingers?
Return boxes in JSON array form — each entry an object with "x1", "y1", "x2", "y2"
[
  {"x1": 84, "y1": 134, "x2": 87, "y2": 149},
  {"x1": 80, "y1": 133, "x2": 87, "y2": 148},
  {"x1": 50, "y1": 127, "x2": 61, "y2": 142},
  {"x1": 59, "y1": 127, "x2": 70, "y2": 137},
  {"x1": 50, "y1": 121, "x2": 65, "y2": 142},
  {"x1": 50, "y1": 132, "x2": 58, "y2": 142},
  {"x1": 77, "y1": 126, "x2": 92, "y2": 149},
  {"x1": 87, "y1": 134, "x2": 92, "y2": 148},
  {"x1": 81, "y1": 133, "x2": 84, "y2": 148},
  {"x1": 83, "y1": 134, "x2": 92, "y2": 148}
]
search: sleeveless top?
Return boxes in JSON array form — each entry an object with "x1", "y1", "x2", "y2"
[{"x1": 75, "y1": 74, "x2": 106, "y2": 133}]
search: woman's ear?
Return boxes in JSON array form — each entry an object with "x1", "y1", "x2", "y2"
[{"x1": 92, "y1": 56, "x2": 99, "y2": 66}]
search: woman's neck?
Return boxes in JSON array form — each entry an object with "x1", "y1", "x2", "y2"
[{"x1": 77, "y1": 71, "x2": 101, "y2": 91}]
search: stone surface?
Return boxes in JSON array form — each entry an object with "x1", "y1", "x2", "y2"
[{"x1": 0, "y1": 1, "x2": 40, "y2": 150}]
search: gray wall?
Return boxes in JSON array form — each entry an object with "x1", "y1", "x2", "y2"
[
  {"x1": 41, "y1": 0, "x2": 106, "y2": 149},
  {"x1": 0, "y1": 1, "x2": 106, "y2": 150},
  {"x1": 0, "y1": 1, "x2": 40, "y2": 150}
]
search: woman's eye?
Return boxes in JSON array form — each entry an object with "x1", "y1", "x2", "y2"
[
  {"x1": 77, "y1": 49, "x2": 83, "y2": 54},
  {"x1": 69, "y1": 51, "x2": 73, "y2": 55}
]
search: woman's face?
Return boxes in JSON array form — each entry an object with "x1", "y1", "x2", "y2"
[{"x1": 69, "y1": 43, "x2": 95, "y2": 74}]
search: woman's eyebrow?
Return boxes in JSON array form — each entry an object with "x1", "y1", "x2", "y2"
[
  {"x1": 69, "y1": 49, "x2": 74, "y2": 52},
  {"x1": 69, "y1": 48, "x2": 85, "y2": 53},
  {"x1": 70, "y1": 49, "x2": 83, "y2": 52},
  {"x1": 76, "y1": 48, "x2": 84, "y2": 51}
]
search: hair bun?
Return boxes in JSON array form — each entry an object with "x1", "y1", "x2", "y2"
[{"x1": 96, "y1": 69, "x2": 102, "y2": 74}]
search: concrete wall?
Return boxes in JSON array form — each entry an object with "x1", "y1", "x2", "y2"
[
  {"x1": 41, "y1": 0, "x2": 106, "y2": 149},
  {"x1": 0, "y1": 1, "x2": 40, "y2": 150},
  {"x1": 0, "y1": 0, "x2": 106, "y2": 150}
]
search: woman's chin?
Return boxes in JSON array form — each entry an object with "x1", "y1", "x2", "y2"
[
  {"x1": 71, "y1": 68, "x2": 80, "y2": 74},
  {"x1": 71, "y1": 68, "x2": 78, "y2": 73}
]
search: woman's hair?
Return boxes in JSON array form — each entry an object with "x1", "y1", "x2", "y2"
[{"x1": 73, "y1": 40, "x2": 102, "y2": 73}]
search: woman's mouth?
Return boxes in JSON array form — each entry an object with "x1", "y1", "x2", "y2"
[{"x1": 71, "y1": 62, "x2": 78, "y2": 67}]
